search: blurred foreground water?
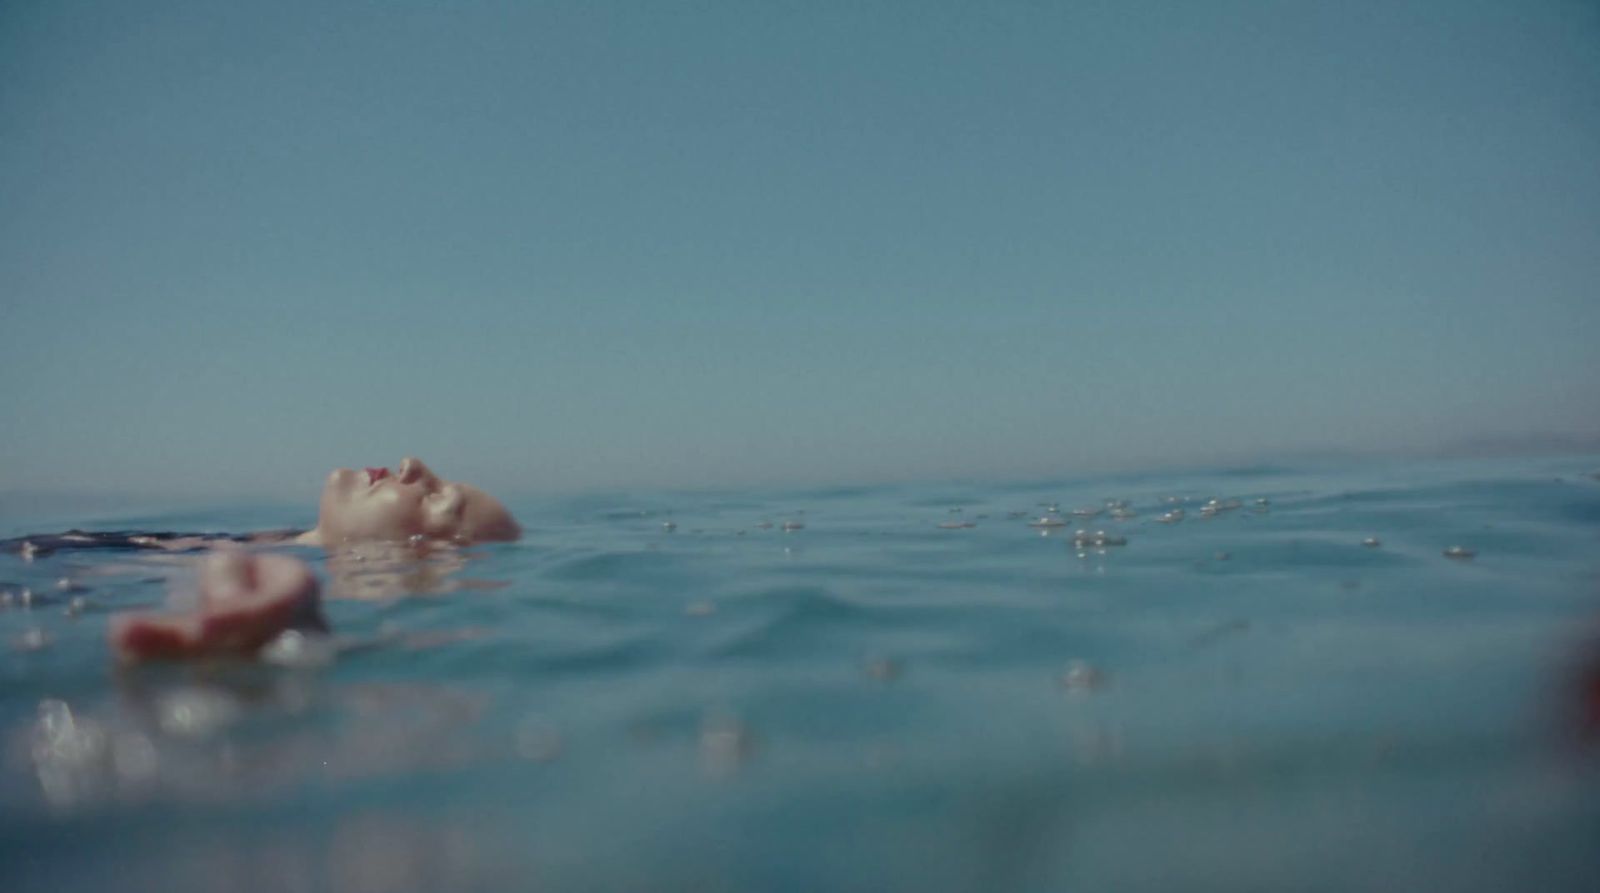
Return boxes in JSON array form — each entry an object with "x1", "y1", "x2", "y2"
[{"x1": 3, "y1": 455, "x2": 1598, "y2": 891}]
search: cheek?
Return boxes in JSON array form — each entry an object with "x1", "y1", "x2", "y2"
[
  {"x1": 422, "y1": 494, "x2": 466, "y2": 537},
  {"x1": 328, "y1": 490, "x2": 426, "y2": 538}
]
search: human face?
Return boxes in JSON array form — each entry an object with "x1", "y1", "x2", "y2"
[{"x1": 312, "y1": 457, "x2": 520, "y2": 546}]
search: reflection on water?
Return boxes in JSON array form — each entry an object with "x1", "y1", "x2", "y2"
[
  {"x1": 322, "y1": 541, "x2": 509, "y2": 600},
  {"x1": 18, "y1": 672, "x2": 489, "y2": 813}
]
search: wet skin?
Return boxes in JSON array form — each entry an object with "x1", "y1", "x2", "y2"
[
  {"x1": 298, "y1": 457, "x2": 520, "y2": 547},
  {"x1": 110, "y1": 552, "x2": 327, "y2": 662}
]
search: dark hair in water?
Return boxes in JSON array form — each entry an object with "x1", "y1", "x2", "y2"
[{"x1": 1, "y1": 529, "x2": 303, "y2": 557}]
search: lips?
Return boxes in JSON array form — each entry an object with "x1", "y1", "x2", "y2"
[{"x1": 365, "y1": 467, "x2": 391, "y2": 486}]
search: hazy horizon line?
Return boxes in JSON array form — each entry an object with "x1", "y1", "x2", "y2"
[{"x1": 4, "y1": 433, "x2": 1596, "y2": 514}]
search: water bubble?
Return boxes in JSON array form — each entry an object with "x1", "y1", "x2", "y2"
[
  {"x1": 156, "y1": 688, "x2": 241, "y2": 739},
  {"x1": 31, "y1": 700, "x2": 109, "y2": 808},
  {"x1": 260, "y1": 630, "x2": 338, "y2": 669},
  {"x1": 1443, "y1": 546, "x2": 1477, "y2": 560},
  {"x1": 15, "y1": 628, "x2": 51, "y2": 652},
  {"x1": 699, "y1": 711, "x2": 756, "y2": 776},
  {"x1": 1059, "y1": 660, "x2": 1108, "y2": 692},
  {"x1": 1362, "y1": 537, "x2": 1382, "y2": 548},
  {"x1": 1073, "y1": 530, "x2": 1127, "y2": 548},
  {"x1": 36, "y1": 700, "x2": 79, "y2": 745}
]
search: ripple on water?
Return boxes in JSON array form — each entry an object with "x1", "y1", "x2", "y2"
[
  {"x1": 3, "y1": 455, "x2": 1599, "y2": 891},
  {"x1": 542, "y1": 549, "x2": 696, "y2": 584},
  {"x1": 700, "y1": 585, "x2": 879, "y2": 660}
]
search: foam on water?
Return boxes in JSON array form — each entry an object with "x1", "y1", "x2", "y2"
[{"x1": 2, "y1": 455, "x2": 1599, "y2": 891}]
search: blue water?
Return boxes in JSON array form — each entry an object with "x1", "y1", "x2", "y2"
[{"x1": 3, "y1": 455, "x2": 1598, "y2": 892}]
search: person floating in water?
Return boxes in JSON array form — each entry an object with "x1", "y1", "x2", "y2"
[
  {"x1": 2, "y1": 456, "x2": 520, "y2": 556},
  {"x1": 297, "y1": 456, "x2": 520, "y2": 546},
  {"x1": 0, "y1": 456, "x2": 518, "y2": 660}
]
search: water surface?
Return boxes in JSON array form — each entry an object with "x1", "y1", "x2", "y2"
[{"x1": 3, "y1": 456, "x2": 1598, "y2": 891}]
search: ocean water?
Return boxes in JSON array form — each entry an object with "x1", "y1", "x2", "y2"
[{"x1": 2, "y1": 455, "x2": 1598, "y2": 892}]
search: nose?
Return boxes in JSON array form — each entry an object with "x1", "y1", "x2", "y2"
[{"x1": 398, "y1": 456, "x2": 438, "y2": 485}]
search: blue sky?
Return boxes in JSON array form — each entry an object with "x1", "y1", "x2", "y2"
[{"x1": 2, "y1": 0, "x2": 1597, "y2": 500}]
